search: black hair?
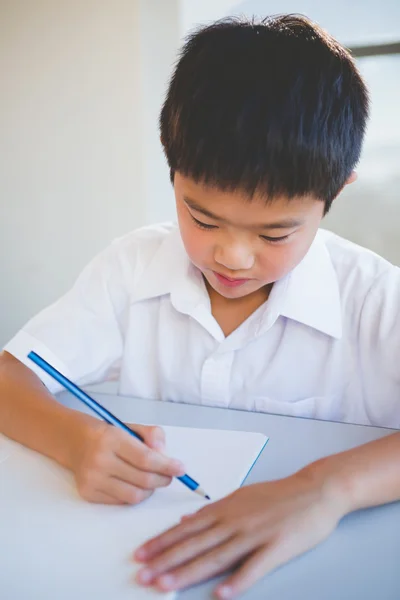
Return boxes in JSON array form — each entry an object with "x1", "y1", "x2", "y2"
[{"x1": 160, "y1": 14, "x2": 369, "y2": 212}]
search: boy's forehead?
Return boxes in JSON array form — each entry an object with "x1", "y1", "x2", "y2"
[{"x1": 175, "y1": 172, "x2": 323, "y2": 227}]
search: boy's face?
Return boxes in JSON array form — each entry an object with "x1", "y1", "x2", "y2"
[{"x1": 174, "y1": 172, "x2": 325, "y2": 300}]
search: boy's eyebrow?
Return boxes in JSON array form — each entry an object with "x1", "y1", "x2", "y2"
[{"x1": 183, "y1": 197, "x2": 303, "y2": 230}]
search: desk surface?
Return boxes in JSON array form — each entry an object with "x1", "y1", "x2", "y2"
[{"x1": 58, "y1": 391, "x2": 399, "y2": 600}]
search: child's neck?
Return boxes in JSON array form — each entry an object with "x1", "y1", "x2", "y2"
[{"x1": 205, "y1": 280, "x2": 272, "y2": 337}]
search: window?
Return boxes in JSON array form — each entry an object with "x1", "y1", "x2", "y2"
[{"x1": 324, "y1": 44, "x2": 400, "y2": 263}]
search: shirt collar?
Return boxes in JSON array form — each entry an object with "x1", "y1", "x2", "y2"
[
  {"x1": 275, "y1": 229, "x2": 342, "y2": 339},
  {"x1": 132, "y1": 226, "x2": 223, "y2": 339},
  {"x1": 132, "y1": 226, "x2": 342, "y2": 340},
  {"x1": 131, "y1": 226, "x2": 200, "y2": 303}
]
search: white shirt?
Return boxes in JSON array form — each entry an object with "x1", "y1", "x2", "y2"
[{"x1": 4, "y1": 222, "x2": 400, "y2": 429}]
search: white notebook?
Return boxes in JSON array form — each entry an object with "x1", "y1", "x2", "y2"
[{"x1": 0, "y1": 426, "x2": 267, "y2": 600}]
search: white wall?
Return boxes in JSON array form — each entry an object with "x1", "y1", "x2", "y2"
[
  {"x1": 235, "y1": 0, "x2": 400, "y2": 46},
  {"x1": 0, "y1": 0, "x2": 180, "y2": 347},
  {"x1": 179, "y1": 0, "x2": 237, "y2": 34}
]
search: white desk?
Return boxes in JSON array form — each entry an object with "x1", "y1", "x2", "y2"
[{"x1": 58, "y1": 391, "x2": 399, "y2": 600}]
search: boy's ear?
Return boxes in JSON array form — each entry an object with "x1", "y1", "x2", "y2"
[
  {"x1": 346, "y1": 170, "x2": 357, "y2": 185},
  {"x1": 330, "y1": 170, "x2": 357, "y2": 208}
]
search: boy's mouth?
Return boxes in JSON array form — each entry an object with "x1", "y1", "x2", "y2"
[{"x1": 213, "y1": 271, "x2": 252, "y2": 288}]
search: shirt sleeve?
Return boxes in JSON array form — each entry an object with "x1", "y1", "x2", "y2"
[
  {"x1": 359, "y1": 265, "x2": 400, "y2": 429},
  {"x1": 3, "y1": 240, "x2": 130, "y2": 394}
]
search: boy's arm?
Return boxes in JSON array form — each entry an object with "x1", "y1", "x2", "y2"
[
  {"x1": 0, "y1": 351, "x2": 185, "y2": 505},
  {"x1": 134, "y1": 432, "x2": 400, "y2": 598},
  {"x1": 309, "y1": 430, "x2": 400, "y2": 511},
  {"x1": 0, "y1": 350, "x2": 95, "y2": 469}
]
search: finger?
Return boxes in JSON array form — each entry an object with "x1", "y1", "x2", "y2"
[
  {"x1": 131, "y1": 425, "x2": 166, "y2": 452},
  {"x1": 88, "y1": 490, "x2": 126, "y2": 505},
  {"x1": 100, "y1": 477, "x2": 153, "y2": 505},
  {"x1": 215, "y1": 545, "x2": 281, "y2": 599},
  {"x1": 117, "y1": 434, "x2": 185, "y2": 478},
  {"x1": 134, "y1": 512, "x2": 214, "y2": 562},
  {"x1": 136, "y1": 526, "x2": 232, "y2": 584},
  {"x1": 152, "y1": 537, "x2": 250, "y2": 592},
  {"x1": 110, "y1": 457, "x2": 172, "y2": 490}
]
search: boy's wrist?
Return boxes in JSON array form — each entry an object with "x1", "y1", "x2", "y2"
[
  {"x1": 299, "y1": 455, "x2": 356, "y2": 519},
  {"x1": 56, "y1": 410, "x2": 101, "y2": 472}
]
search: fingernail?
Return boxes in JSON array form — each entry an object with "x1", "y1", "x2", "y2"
[
  {"x1": 137, "y1": 567, "x2": 154, "y2": 584},
  {"x1": 134, "y1": 548, "x2": 147, "y2": 561},
  {"x1": 180, "y1": 514, "x2": 190, "y2": 522},
  {"x1": 217, "y1": 585, "x2": 233, "y2": 599},
  {"x1": 171, "y1": 460, "x2": 185, "y2": 474},
  {"x1": 157, "y1": 574, "x2": 176, "y2": 589}
]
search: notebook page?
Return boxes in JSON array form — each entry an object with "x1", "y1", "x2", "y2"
[{"x1": 0, "y1": 426, "x2": 267, "y2": 600}]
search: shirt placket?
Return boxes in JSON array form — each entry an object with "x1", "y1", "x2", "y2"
[{"x1": 200, "y1": 351, "x2": 234, "y2": 407}]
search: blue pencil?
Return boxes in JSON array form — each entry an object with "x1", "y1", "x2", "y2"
[{"x1": 28, "y1": 351, "x2": 210, "y2": 500}]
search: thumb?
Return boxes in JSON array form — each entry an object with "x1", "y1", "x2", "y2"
[{"x1": 129, "y1": 424, "x2": 166, "y2": 452}]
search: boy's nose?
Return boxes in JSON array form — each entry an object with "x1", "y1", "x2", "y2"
[{"x1": 214, "y1": 244, "x2": 255, "y2": 271}]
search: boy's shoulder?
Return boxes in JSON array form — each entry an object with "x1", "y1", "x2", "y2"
[
  {"x1": 318, "y1": 228, "x2": 399, "y2": 297},
  {"x1": 114, "y1": 221, "x2": 179, "y2": 253},
  {"x1": 110, "y1": 221, "x2": 180, "y2": 269},
  {"x1": 107, "y1": 222, "x2": 184, "y2": 296}
]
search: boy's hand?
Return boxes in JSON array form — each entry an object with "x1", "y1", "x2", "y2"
[
  {"x1": 72, "y1": 422, "x2": 185, "y2": 505},
  {"x1": 134, "y1": 472, "x2": 347, "y2": 598}
]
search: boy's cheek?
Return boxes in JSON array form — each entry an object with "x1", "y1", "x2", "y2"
[
  {"x1": 261, "y1": 238, "x2": 313, "y2": 281},
  {"x1": 257, "y1": 247, "x2": 296, "y2": 283},
  {"x1": 180, "y1": 231, "x2": 211, "y2": 268}
]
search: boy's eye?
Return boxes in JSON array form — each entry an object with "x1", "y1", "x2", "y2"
[
  {"x1": 191, "y1": 215, "x2": 217, "y2": 230},
  {"x1": 260, "y1": 234, "x2": 290, "y2": 243}
]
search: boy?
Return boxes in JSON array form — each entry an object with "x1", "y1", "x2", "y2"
[{"x1": 1, "y1": 13, "x2": 400, "y2": 599}]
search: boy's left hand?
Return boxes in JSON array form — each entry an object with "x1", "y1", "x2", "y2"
[{"x1": 134, "y1": 471, "x2": 347, "y2": 598}]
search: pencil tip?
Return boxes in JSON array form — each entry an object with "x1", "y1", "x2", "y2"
[{"x1": 194, "y1": 487, "x2": 211, "y2": 500}]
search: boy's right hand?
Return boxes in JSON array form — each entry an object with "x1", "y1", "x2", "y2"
[{"x1": 71, "y1": 422, "x2": 185, "y2": 506}]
